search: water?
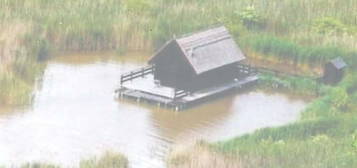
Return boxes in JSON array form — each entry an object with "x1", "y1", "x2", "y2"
[{"x1": 0, "y1": 52, "x2": 307, "y2": 168}]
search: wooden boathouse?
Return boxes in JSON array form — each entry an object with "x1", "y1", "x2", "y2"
[
  {"x1": 116, "y1": 26, "x2": 258, "y2": 110},
  {"x1": 149, "y1": 26, "x2": 247, "y2": 91},
  {"x1": 322, "y1": 57, "x2": 347, "y2": 85}
]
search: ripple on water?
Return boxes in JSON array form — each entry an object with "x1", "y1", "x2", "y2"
[{"x1": 0, "y1": 52, "x2": 307, "y2": 168}]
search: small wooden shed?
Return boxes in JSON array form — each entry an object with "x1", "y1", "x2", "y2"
[
  {"x1": 149, "y1": 26, "x2": 246, "y2": 91},
  {"x1": 323, "y1": 57, "x2": 347, "y2": 84}
]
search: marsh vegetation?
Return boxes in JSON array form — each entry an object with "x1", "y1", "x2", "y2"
[
  {"x1": 1, "y1": 0, "x2": 357, "y2": 105},
  {"x1": 19, "y1": 152, "x2": 128, "y2": 168},
  {"x1": 0, "y1": 0, "x2": 356, "y2": 167}
]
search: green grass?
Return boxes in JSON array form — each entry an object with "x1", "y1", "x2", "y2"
[
  {"x1": 79, "y1": 152, "x2": 128, "y2": 168},
  {"x1": 249, "y1": 34, "x2": 357, "y2": 67},
  {"x1": 1, "y1": 0, "x2": 356, "y2": 52},
  {"x1": 18, "y1": 152, "x2": 128, "y2": 168},
  {"x1": 1, "y1": 0, "x2": 357, "y2": 166},
  {"x1": 0, "y1": 46, "x2": 45, "y2": 106},
  {"x1": 212, "y1": 67, "x2": 357, "y2": 168},
  {"x1": 258, "y1": 73, "x2": 324, "y2": 96},
  {"x1": 214, "y1": 114, "x2": 357, "y2": 168}
]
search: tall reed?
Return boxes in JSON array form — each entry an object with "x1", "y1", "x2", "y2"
[{"x1": 1, "y1": 0, "x2": 355, "y2": 53}]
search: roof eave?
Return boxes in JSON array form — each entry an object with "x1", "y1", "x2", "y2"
[
  {"x1": 148, "y1": 39, "x2": 175, "y2": 64},
  {"x1": 174, "y1": 39, "x2": 200, "y2": 75}
]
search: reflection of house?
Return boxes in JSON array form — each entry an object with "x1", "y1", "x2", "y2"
[
  {"x1": 149, "y1": 26, "x2": 246, "y2": 91},
  {"x1": 323, "y1": 58, "x2": 347, "y2": 85}
]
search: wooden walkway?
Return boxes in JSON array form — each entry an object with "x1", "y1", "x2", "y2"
[
  {"x1": 121, "y1": 74, "x2": 176, "y2": 98},
  {"x1": 116, "y1": 75, "x2": 258, "y2": 111},
  {"x1": 114, "y1": 62, "x2": 323, "y2": 110},
  {"x1": 115, "y1": 63, "x2": 263, "y2": 110}
]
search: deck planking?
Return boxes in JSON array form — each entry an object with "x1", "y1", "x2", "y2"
[
  {"x1": 116, "y1": 75, "x2": 258, "y2": 111},
  {"x1": 122, "y1": 74, "x2": 175, "y2": 99}
]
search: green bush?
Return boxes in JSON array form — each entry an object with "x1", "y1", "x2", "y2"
[
  {"x1": 353, "y1": 132, "x2": 357, "y2": 151},
  {"x1": 79, "y1": 152, "x2": 128, "y2": 168},
  {"x1": 313, "y1": 17, "x2": 348, "y2": 35},
  {"x1": 125, "y1": 0, "x2": 153, "y2": 14},
  {"x1": 237, "y1": 6, "x2": 265, "y2": 29},
  {"x1": 20, "y1": 163, "x2": 59, "y2": 168},
  {"x1": 328, "y1": 87, "x2": 349, "y2": 111},
  {"x1": 259, "y1": 73, "x2": 321, "y2": 96}
]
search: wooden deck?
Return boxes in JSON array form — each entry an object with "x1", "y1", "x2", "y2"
[
  {"x1": 121, "y1": 74, "x2": 176, "y2": 98},
  {"x1": 116, "y1": 75, "x2": 258, "y2": 111}
]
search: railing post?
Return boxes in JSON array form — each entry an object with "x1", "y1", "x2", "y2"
[{"x1": 175, "y1": 88, "x2": 178, "y2": 100}]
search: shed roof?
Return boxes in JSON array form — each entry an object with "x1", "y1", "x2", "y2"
[
  {"x1": 329, "y1": 57, "x2": 347, "y2": 69},
  {"x1": 150, "y1": 26, "x2": 246, "y2": 74}
]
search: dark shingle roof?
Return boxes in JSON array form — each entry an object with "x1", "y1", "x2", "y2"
[
  {"x1": 329, "y1": 57, "x2": 347, "y2": 69},
  {"x1": 150, "y1": 26, "x2": 246, "y2": 74}
]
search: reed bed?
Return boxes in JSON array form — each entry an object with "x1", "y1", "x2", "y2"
[
  {"x1": 169, "y1": 117, "x2": 357, "y2": 168},
  {"x1": 0, "y1": 21, "x2": 45, "y2": 106},
  {"x1": 1, "y1": 0, "x2": 356, "y2": 52},
  {"x1": 169, "y1": 78, "x2": 357, "y2": 168},
  {"x1": 213, "y1": 117, "x2": 357, "y2": 168},
  {"x1": 18, "y1": 152, "x2": 128, "y2": 168},
  {"x1": 168, "y1": 142, "x2": 242, "y2": 168},
  {"x1": 1, "y1": 0, "x2": 357, "y2": 166},
  {"x1": 248, "y1": 34, "x2": 357, "y2": 68}
]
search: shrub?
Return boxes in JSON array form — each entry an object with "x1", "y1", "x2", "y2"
[
  {"x1": 313, "y1": 17, "x2": 348, "y2": 35},
  {"x1": 125, "y1": 0, "x2": 153, "y2": 14},
  {"x1": 353, "y1": 133, "x2": 357, "y2": 152},
  {"x1": 259, "y1": 73, "x2": 321, "y2": 96},
  {"x1": 20, "y1": 163, "x2": 59, "y2": 168},
  {"x1": 79, "y1": 152, "x2": 128, "y2": 168},
  {"x1": 328, "y1": 87, "x2": 349, "y2": 111},
  {"x1": 237, "y1": 6, "x2": 264, "y2": 29}
]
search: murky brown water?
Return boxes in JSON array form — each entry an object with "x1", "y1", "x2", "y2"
[{"x1": 0, "y1": 52, "x2": 307, "y2": 168}]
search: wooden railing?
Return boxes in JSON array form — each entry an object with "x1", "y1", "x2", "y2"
[
  {"x1": 120, "y1": 65, "x2": 155, "y2": 85},
  {"x1": 173, "y1": 89, "x2": 189, "y2": 100},
  {"x1": 236, "y1": 64, "x2": 258, "y2": 75},
  {"x1": 236, "y1": 63, "x2": 319, "y2": 79},
  {"x1": 253, "y1": 66, "x2": 318, "y2": 80}
]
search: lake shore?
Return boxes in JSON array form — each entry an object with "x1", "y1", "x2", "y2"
[{"x1": 1, "y1": 0, "x2": 356, "y2": 167}]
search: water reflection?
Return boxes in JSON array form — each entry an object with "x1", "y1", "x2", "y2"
[{"x1": 0, "y1": 52, "x2": 307, "y2": 168}]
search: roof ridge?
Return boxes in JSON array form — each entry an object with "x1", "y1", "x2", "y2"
[
  {"x1": 149, "y1": 25, "x2": 246, "y2": 75},
  {"x1": 180, "y1": 33, "x2": 231, "y2": 51},
  {"x1": 179, "y1": 31, "x2": 229, "y2": 44},
  {"x1": 176, "y1": 24, "x2": 225, "y2": 40}
]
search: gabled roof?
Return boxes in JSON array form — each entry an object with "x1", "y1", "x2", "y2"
[
  {"x1": 329, "y1": 57, "x2": 347, "y2": 69},
  {"x1": 149, "y1": 26, "x2": 246, "y2": 74}
]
